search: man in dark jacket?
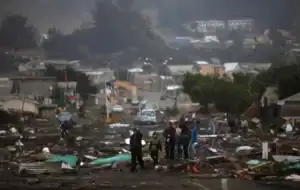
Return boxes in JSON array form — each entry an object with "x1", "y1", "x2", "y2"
[
  {"x1": 179, "y1": 123, "x2": 191, "y2": 159},
  {"x1": 149, "y1": 132, "x2": 162, "y2": 167},
  {"x1": 130, "y1": 128, "x2": 144, "y2": 172},
  {"x1": 163, "y1": 123, "x2": 176, "y2": 160}
]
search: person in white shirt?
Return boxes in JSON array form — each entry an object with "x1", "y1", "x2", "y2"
[
  {"x1": 285, "y1": 120, "x2": 293, "y2": 133},
  {"x1": 15, "y1": 138, "x2": 24, "y2": 156},
  {"x1": 175, "y1": 125, "x2": 182, "y2": 159}
]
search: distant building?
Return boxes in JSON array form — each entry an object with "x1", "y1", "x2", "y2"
[
  {"x1": 18, "y1": 60, "x2": 46, "y2": 77},
  {"x1": 12, "y1": 49, "x2": 45, "y2": 60},
  {"x1": 167, "y1": 64, "x2": 200, "y2": 84},
  {"x1": 224, "y1": 62, "x2": 271, "y2": 75},
  {"x1": 193, "y1": 20, "x2": 226, "y2": 33},
  {"x1": 167, "y1": 65, "x2": 199, "y2": 76},
  {"x1": 281, "y1": 92, "x2": 300, "y2": 121},
  {"x1": 9, "y1": 76, "x2": 56, "y2": 101},
  {"x1": 43, "y1": 60, "x2": 80, "y2": 70},
  {"x1": 228, "y1": 19, "x2": 254, "y2": 31},
  {"x1": 187, "y1": 19, "x2": 254, "y2": 34},
  {"x1": 198, "y1": 64, "x2": 225, "y2": 76},
  {"x1": 79, "y1": 68, "x2": 114, "y2": 86},
  {"x1": 0, "y1": 78, "x2": 12, "y2": 98}
]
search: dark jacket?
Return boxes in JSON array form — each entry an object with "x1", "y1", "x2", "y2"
[
  {"x1": 130, "y1": 131, "x2": 143, "y2": 150},
  {"x1": 163, "y1": 127, "x2": 176, "y2": 144},
  {"x1": 61, "y1": 120, "x2": 75, "y2": 130},
  {"x1": 179, "y1": 124, "x2": 191, "y2": 145},
  {"x1": 149, "y1": 138, "x2": 162, "y2": 152}
]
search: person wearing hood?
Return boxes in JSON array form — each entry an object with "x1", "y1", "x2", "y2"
[
  {"x1": 129, "y1": 128, "x2": 144, "y2": 172},
  {"x1": 149, "y1": 132, "x2": 162, "y2": 167}
]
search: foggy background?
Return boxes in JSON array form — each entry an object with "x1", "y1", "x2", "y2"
[{"x1": 0, "y1": 0, "x2": 296, "y2": 34}]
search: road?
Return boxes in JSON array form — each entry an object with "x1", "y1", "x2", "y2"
[{"x1": 137, "y1": 90, "x2": 175, "y2": 110}]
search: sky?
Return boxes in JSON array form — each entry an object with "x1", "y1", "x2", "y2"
[
  {"x1": 0, "y1": 0, "x2": 296, "y2": 34},
  {"x1": 0, "y1": 0, "x2": 96, "y2": 34}
]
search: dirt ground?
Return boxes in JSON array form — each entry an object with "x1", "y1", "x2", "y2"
[{"x1": 0, "y1": 169, "x2": 298, "y2": 190}]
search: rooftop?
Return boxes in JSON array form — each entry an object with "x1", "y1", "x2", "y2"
[
  {"x1": 9, "y1": 76, "x2": 56, "y2": 81},
  {"x1": 44, "y1": 60, "x2": 80, "y2": 65},
  {"x1": 283, "y1": 92, "x2": 300, "y2": 102},
  {"x1": 167, "y1": 65, "x2": 198, "y2": 75}
]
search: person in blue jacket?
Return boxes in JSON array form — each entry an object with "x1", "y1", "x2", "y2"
[
  {"x1": 60, "y1": 119, "x2": 76, "y2": 138},
  {"x1": 189, "y1": 121, "x2": 198, "y2": 159}
]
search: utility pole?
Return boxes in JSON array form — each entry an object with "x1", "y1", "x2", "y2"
[{"x1": 105, "y1": 81, "x2": 111, "y2": 123}]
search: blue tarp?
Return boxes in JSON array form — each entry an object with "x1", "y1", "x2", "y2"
[
  {"x1": 90, "y1": 154, "x2": 131, "y2": 166},
  {"x1": 46, "y1": 155, "x2": 78, "y2": 167}
]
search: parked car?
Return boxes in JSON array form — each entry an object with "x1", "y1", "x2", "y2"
[
  {"x1": 112, "y1": 105, "x2": 124, "y2": 112},
  {"x1": 135, "y1": 109, "x2": 157, "y2": 125},
  {"x1": 131, "y1": 99, "x2": 139, "y2": 106}
]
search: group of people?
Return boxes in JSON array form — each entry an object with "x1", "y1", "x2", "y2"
[
  {"x1": 163, "y1": 120, "x2": 198, "y2": 160},
  {"x1": 129, "y1": 119, "x2": 199, "y2": 172}
]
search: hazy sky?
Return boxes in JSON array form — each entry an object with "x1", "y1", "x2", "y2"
[
  {"x1": 0, "y1": 0, "x2": 96, "y2": 34},
  {"x1": 0, "y1": 0, "x2": 296, "y2": 34}
]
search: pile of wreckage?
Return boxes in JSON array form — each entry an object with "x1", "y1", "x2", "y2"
[{"x1": 0, "y1": 117, "x2": 300, "y2": 189}]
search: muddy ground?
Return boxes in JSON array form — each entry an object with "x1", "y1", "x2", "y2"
[
  {"x1": 0, "y1": 108, "x2": 299, "y2": 190},
  {"x1": 0, "y1": 170, "x2": 298, "y2": 190}
]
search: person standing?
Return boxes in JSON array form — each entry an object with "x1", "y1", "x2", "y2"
[
  {"x1": 149, "y1": 132, "x2": 162, "y2": 167},
  {"x1": 175, "y1": 125, "x2": 182, "y2": 159},
  {"x1": 190, "y1": 123, "x2": 198, "y2": 159},
  {"x1": 60, "y1": 119, "x2": 75, "y2": 139},
  {"x1": 241, "y1": 119, "x2": 248, "y2": 137},
  {"x1": 180, "y1": 123, "x2": 191, "y2": 159},
  {"x1": 130, "y1": 128, "x2": 144, "y2": 172},
  {"x1": 163, "y1": 123, "x2": 176, "y2": 160}
]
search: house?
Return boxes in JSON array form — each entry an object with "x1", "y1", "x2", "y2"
[
  {"x1": 132, "y1": 72, "x2": 160, "y2": 91},
  {"x1": 224, "y1": 62, "x2": 271, "y2": 75},
  {"x1": 18, "y1": 60, "x2": 46, "y2": 77},
  {"x1": 280, "y1": 92, "x2": 300, "y2": 122},
  {"x1": 43, "y1": 60, "x2": 80, "y2": 70},
  {"x1": 167, "y1": 65, "x2": 199, "y2": 76},
  {"x1": 9, "y1": 76, "x2": 56, "y2": 103},
  {"x1": 197, "y1": 63, "x2": 225, "y2": 76},
  {"x1": 167, "y1": 64, "x2": 200, "y2": 84},
  {"x1": 0, "y1": 78, "x2": 12, "y2": 98},
  {"x1": 191, "y1": 20, "x2": 226, "y2": 33},
  {"x1": 228, "y1": 19, "x2": 254, "y2": 31},
  {"x1": 79, "y1": 68, "x2": 115, "y2": 86},
  {"x1": 2, "y1": 49, "x2": 46, "y2": 60}
]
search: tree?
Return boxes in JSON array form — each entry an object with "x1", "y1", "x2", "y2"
[
  {"x1": 0, "y1": 52, "x2": 15, "y2": 73},
  {"x1": 45, "y1": 66, "x2": 97, "y2": 100},
  {"x1": 254, "y1": 64, "x2": 300, "y2": 99},
  {"x1": 183, "y1": 73, "x2": 254, "y2": 114},
  {"x1": 183, "y1": 74, "x2": 218, "y2": 112},
  {"x1": 0, "y1": 15, "x2": 37, "y2": 50},
  {"x1": 42, "y1": 0, "x2": 191, "y2": 65}
]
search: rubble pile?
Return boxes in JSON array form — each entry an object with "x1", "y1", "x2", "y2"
[{"x1": 0, "y1": 112, "x2": 300, "y2": 190}]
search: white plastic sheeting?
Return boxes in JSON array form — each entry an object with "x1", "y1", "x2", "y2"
[
  {"x1": 124, "y1": 138, "x2": 146, "y2": 146},
  {"x1": 108, "y1": 123, "x2": 131, "y2": 128},
  {"x1": 3, "y1": 99, "x2": 39, "y2": 115}
]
